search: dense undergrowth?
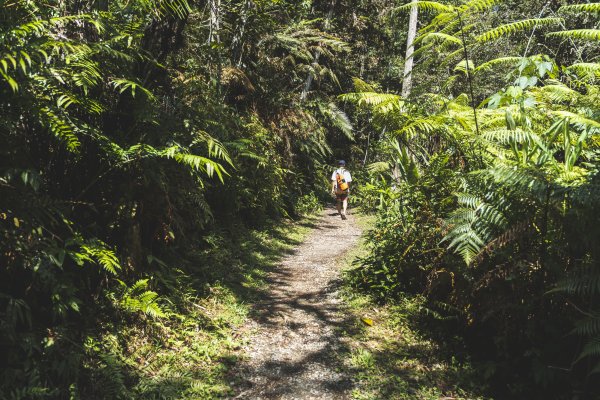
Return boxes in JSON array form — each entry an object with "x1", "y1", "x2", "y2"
[
  {"x1": 340, "y1": 214, "x2": 488, "y2": 400},
  {"x1": 1, "y1": 0, "x2": 336, "y2": 397},
  {"x1": 343, "y1": 1, "x2": 600, "y2": 398}
]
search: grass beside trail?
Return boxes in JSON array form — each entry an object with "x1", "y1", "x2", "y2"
[
  {"x1": 339, "y1": 210, "x2": 489, "y2": 400},
  {"x1": 88, "y1": 214, "x2": 319, "y2": 399}
]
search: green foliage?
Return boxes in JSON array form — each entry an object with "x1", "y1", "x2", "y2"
[
  {"x1": 0, "y1": 0, "x2": 351, "y2": 397},
  {"x1": 344, "y1": 0, "x2": 600, "y2": 395}
]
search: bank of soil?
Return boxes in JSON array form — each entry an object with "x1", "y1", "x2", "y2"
[{"x1": 231, "y1": 206, "x2": 362, "y2": 399}]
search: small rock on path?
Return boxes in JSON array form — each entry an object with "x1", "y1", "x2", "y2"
[{"x1": 231, "y1": 207, "x2": 362, "y2": 399}]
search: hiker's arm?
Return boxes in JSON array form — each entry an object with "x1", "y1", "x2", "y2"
[{"x1": 331, "y1": 180, "x2": 336, "y2": 194}]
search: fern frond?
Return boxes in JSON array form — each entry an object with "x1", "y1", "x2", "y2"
[
  {"x1": 444, "y1": 187, "x2": 511, "y2": 265},
  {"x1": 535, "y1": 83, "x2": 581, "y2": 104},
  {"x1": 411, "y1": 42, "x2": 436, "y2": 59},
  {"x1": 567, "y1": 63, "x2": 600, "y2": 79},
  {"x1": 111, "y1": 79, "x2": 155, "y2": 100},
  {"x1": 395, "y1": 117, "x2": 443, "y2": 139},
  {"x1": 441, "y1": 49, "x2": 464, "y2": 67},
  {"x1": 396, "y1": 1, "x2": 455, "y2": 14},
  {"x1": 339, "y1": 92, "x2": 404, "y2": 113},
  {"x1": 475, "y1": 57, "x2": 523, "y2": 73},
  {"x1": 474, "y1": 220, "x2": 531, "y2": 263},
  {"x1": 455, "y1": 192, "x2": 482, "y2": 208},
  {"x1": 485, "y1": 164, "x2": 549, "y2": 197},
  {"x1": 167, "y1": 152, "x2": 228, "y2": 182},
  {"x1": 444, "y1": 226, "x2": 486, "y2": 265},
  {"x1": 119, "y1": 279, "x2": 166, "y2": 318},
  {"x1": 577, "y1": 337, "x2": 600, "y2": 362},
  {"x1": 461, "y1": 0, "x2": 501, "y2": 12},
  {"x1": 367, "y1": 161, "x2": 391, "y2": 174},
  {"x1": 352, "y1": 77, "x2": 375, "y2": 92},
  {"x1": 476, "y1": 18, "x2": 563, "y2": 43},
  {"x1": 550, "y1": 111, "x2": 600, "y2": 130},
  {"x1": 454, "y1": 59, "x2": 475, "y2": 74},
  {"x1": 548, "y1": 30, "x2": 600, "y2": 41},
  {"x1": 572, "y1": 314, "x2": 600, "y2": 337},
  {"x1": 559, "y1": 3, "x2": 600, "y2": 14},
  {"x1": 553, "y1": 268, "x2": 600, "y2": 296},
  {"x1": 141, "y1": 0, "x2": 192, "y2": 19},
  {"x1": 191, "y1": 131, "x2": 233, "y2": 166},
  {"x1": 319, "y1": 102, "x2": 354, "y2": 140},
  {"x1": 483, "y1": 129, "x2": 540, "y2": 145},
  {"x1": 417, "y1": 32, "x2": 462, "y2": 46},
  {"x1": 38, "y1": 107, "x2": 81, "y2": 151},
  {"x1": 73, "y1": 241, "x2": 121, "y2": 275}
]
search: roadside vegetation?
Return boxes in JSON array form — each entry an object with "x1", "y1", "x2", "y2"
[{"x1": 342, "y1": 1, "x2": 600, "y2": 398}]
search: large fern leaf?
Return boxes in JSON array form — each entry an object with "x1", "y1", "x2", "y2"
[
  {"x1": 547, "y1": 30, "x2": 600, "y2": 41},
  {"x1": 476, "y1": 18, "x2": 563, "y2": 43},
  {"x1": 395, "y1": 1, "x2": 454, "y2": 14},
  {"x1": 558, "y1": 3, "x2": 600, "y2": 14}
]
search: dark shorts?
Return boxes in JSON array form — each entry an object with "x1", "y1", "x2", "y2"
[{"x1": 336, "y1": 190, "x2": 349, "y2": 201}]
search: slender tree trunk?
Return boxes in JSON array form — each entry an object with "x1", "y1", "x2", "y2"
[
  {"x1": 401, "y1": 0, "x2": 418, "y2": 98},
  {"x1": 208, "y1": 0, "x2": 221, "y2": 44},
  {"x1": 300, "y1": 0, "x2": 336, "y2": 102},
  {"x1": 231, "y1": 0, "x2": 253, "y2": 67},
  {"x1": 208, "y1": 0, "x2": 222, "y2": 94}
]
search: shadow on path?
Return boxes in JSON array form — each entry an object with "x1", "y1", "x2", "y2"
[{"x1": 230, "y1": 207, "x2": 362, "y2": 400}]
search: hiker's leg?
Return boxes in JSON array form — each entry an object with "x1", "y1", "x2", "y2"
[
  {"x1": 336, "y1": 196, "x2": 342, "y2": 214},
  {"x1": 342, "y1": 197, "x2": 348, "y2": 215}
]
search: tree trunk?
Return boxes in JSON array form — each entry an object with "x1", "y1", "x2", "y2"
[
  {"x1": 401, "y1": 0, "x2": 418, "y2": 98},
  {"x1": 231, "y1": 0, "x2": 253, "y2": 67},
  {"x1": 208, "y1": 0, "x2": 222, "y2": 94},
  {"x1": 208, "y1": 0, "x2": 221, "y2": 45}
]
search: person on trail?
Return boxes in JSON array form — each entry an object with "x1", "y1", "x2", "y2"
[{"x1": 331, "y1": 160, "x2": 352, "y2": 220}]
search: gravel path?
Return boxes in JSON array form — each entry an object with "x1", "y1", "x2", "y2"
[{"x1": 231, "y1": 206, "x2": 362, "y2": 400}]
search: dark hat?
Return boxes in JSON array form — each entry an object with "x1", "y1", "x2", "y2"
[{"x1": 338, "y1": 159, "x2": 346, "y2": 165}]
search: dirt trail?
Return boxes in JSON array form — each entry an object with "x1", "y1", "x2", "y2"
[{"x1": 231, "y1": 206, "x2": 362, "y2": 399}]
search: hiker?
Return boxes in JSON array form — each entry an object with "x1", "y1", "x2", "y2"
[{"x1": 331, "y1": 160, "x2": 352, "y2": 220}]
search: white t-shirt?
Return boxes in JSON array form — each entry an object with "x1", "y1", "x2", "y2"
[{"x1": 331, "y1": 168, "x2": 352, "y2": 190}]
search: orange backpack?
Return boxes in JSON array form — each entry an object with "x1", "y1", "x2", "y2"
[{"x1": 336, "y1": 169, "x2": 349, "y2": 191}]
